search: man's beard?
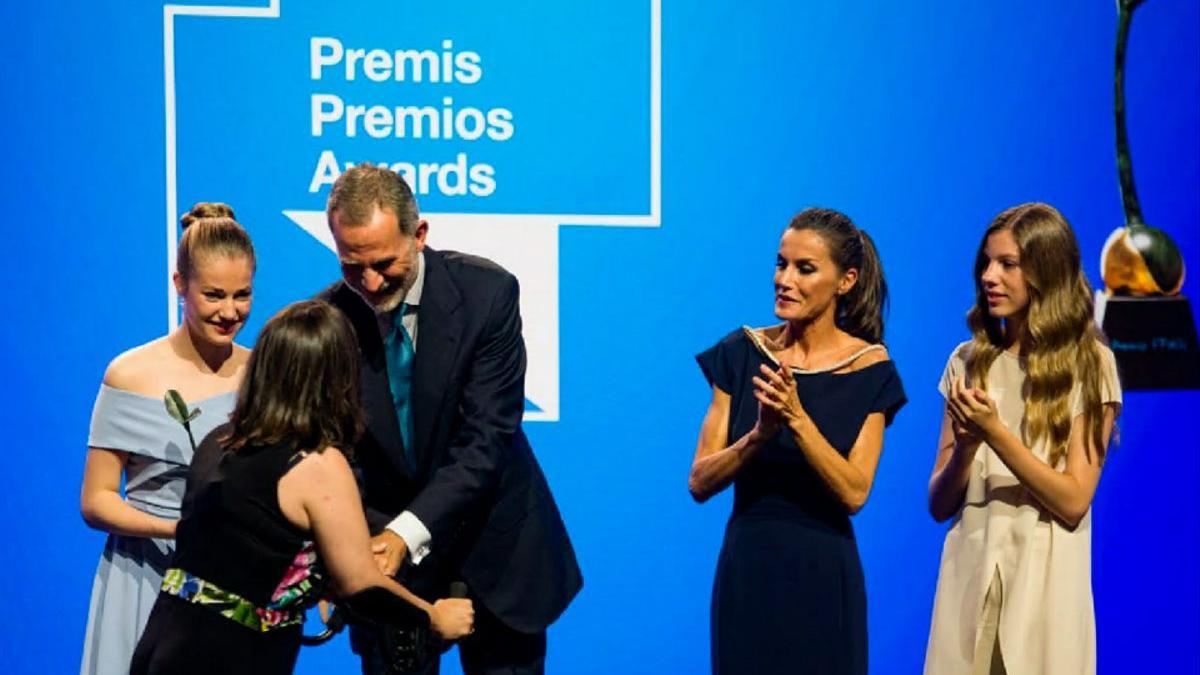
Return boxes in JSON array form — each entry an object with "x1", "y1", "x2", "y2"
[
  {"x1": 352, "y1": 246, "x2": 418, "y2": 314},
  {"x1": 366, "y1": 283, "x2": 406, "y2": 313}
]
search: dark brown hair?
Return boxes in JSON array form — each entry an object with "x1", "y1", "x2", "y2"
[
  {"x1": 178, "y1": 202, "x2": 256, "y2": 280},
  {"x1": 326, "y1": 165, "x2": 420, "y2": 234},
  {"x1": 787, "y1": 207, "x2": 889, "y2": 343},
  {"x1": 224, "y1": 300, "x2": 363, "y2": 455}
]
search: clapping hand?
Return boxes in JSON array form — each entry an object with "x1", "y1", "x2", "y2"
[
  {"x1": 752, "y1": 363, "x2": 806, "y2": 430},
  {"x1": 946, "y1": 376, "x2": 1000, "y2": 444}
]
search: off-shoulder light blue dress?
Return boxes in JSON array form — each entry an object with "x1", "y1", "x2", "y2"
[{"x1": 79, "y1": 385, "x2": 237, "y2": 675}]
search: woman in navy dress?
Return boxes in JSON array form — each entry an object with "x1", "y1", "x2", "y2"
[{"x1": 690, "y1": 208, "x2": 906, "y2": 675}]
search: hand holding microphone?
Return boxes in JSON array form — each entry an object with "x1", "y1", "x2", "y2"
[{"x1": 429, "y1": 581, "x2": 474, "y2": 640}]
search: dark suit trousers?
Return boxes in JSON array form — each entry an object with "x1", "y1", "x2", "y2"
[{"x1": 353, "y1": 598, "x2": 546, "y2": 675}]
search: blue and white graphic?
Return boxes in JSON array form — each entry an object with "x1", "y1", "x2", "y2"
[
  {"x1": 164, "y1": 0, "x2": 662, "y2": 420},
  {"x1": 3, "y1": 2, "x2": 1198, "y2": 673}
]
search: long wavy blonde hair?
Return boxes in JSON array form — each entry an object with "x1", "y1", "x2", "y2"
[{"x1": 965, "y1": 203, "x2": 1112, "y2": 464}]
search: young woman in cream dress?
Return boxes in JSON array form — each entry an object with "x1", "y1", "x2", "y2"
[{"x1": 924, "y1": 203, "x2": 1122, "y2": 675}]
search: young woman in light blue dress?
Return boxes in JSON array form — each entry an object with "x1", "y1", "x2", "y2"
[{"x1": 78, "y1": 203, "x2": 256, "y2": 675}]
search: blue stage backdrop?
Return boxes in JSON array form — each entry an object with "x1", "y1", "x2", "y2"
[{"x1": 1, "y1": 2, "x2": 1196, "y2": 673}]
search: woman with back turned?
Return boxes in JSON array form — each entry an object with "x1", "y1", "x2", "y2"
[
  {"x1": 690, "y1": 208, "x2": 907, "y2": 674},
  {"x1": 130, "y1": 300, "x2": 473, "y2": 674},
  {"x1": 924, "y1": 204, "x2": 1122, "y2": 674},
  {"x1": 80, "y1": 203, "x2": 254, "y2": 675}
]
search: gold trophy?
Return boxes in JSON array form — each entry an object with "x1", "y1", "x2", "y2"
[{"x1": 1095, "y1": 0, "x2": 1200, "y2": 389}]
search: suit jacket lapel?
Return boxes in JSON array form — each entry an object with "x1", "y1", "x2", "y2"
[
  {"x1": 412, "y1": 249, "x2": 462, "y2": 473},
  {"x1": 333, "y1": 284, "x2": 412, "y2": 477}
]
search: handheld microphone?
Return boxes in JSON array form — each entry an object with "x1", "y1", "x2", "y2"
[{"x1": 449, "y1": 581, "x2": 468, "y2": 598}]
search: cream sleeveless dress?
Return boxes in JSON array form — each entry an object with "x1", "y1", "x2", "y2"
[{"x1": 924, "y1": 342, "x2": 1121, "y2": 675}]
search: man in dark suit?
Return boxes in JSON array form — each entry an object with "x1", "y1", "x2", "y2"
[{"x1": 318, "y1": 165, "x2": 581, "y2": 674}]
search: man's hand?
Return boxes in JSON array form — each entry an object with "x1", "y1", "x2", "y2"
[{"x1": 370, "y1": 530, "x2": 408, "y2": 576}]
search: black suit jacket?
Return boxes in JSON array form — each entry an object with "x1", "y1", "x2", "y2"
[{"x1": 319, "y1": 248, "x2": 581, "y2": 633}]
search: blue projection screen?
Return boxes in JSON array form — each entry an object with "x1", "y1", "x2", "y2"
[{"x1": 0, "y1": 1, "x2": 1196, "y2": 673}]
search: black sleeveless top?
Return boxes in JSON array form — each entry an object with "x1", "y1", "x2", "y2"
[{"x1": 174, "y1": 425, "x2": 317, "y2": 607}]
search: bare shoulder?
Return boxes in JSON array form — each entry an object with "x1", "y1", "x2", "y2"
[
  {"x1": 102, "y1": 337, "x2": 172, "y2": 393},
  {"x1": 289, "y1": 446, "x2": 354, "y2": 483},
  {"x1": 750, "y1": 323, "x2": 787, "y2": 346},
  {"x1": 231, "y1": 344, "x2": 252, "y2": 370},
  {"x1": 840, "y1": 343, "x2": 890, "y2": 373},
  {"x1": 828, "y1": 330, "x2": 889, "y2": 370},
  {"x1": 316, "y1": 446, "x2": 352, "y2": 471},
  {"x1": 851, "y1": 345, "x2": 891, "y2": 369}
]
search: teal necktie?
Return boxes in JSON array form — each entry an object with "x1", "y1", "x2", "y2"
[{"x1": 384, "y1": 303, "x2": 416, "y2": 467}]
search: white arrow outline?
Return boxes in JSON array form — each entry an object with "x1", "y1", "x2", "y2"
[
  {"x1": 164, "y1": 1, "x2": 660, "y2": 421},
  {"x1": 164, "y1": 1, "x2": 281, "y2": 331}
]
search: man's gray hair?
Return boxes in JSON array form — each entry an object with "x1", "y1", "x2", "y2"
[{"x1": 326, "y1": 165, "x2": 420, "y2": 235}]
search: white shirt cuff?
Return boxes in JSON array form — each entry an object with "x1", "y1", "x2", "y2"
[{"x1": 386, "y1": 511, "x2": 432, "y2": 565}]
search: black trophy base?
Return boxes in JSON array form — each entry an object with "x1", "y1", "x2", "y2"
[{"x1": 1097, "y1": 293, "x2": 1200, "y2": 390}]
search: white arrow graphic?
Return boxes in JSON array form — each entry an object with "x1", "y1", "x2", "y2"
[
  {"x1": 284, "y1": 210, "x2": 562, "y2": 421},
  {"x1": 166, "y1": 0, "x2": 661, "y2": 422}
]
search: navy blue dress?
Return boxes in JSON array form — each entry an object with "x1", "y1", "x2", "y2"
[{"x1": 697, "y1": 329, "x2": 906, "y2": 675}]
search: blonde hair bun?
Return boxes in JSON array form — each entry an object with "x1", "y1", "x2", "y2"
[{"x1": 181, "y1": 202, "x2": 236, "y2": 230}]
